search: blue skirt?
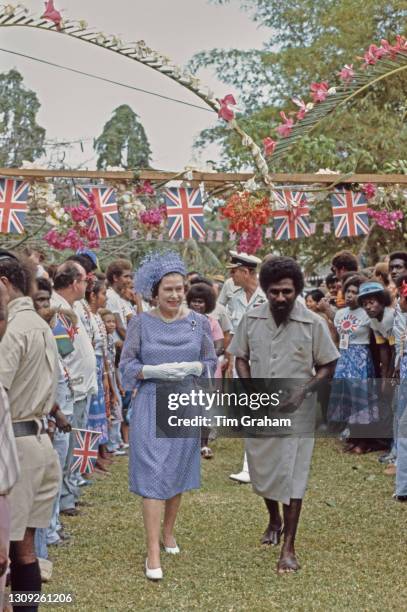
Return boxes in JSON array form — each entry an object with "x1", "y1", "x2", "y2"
[
  {"x1": 328, "y1": 344, "x2": 379, "y2": 425},
  {"x1": 87, "y1": 354, "x2": 108, "y2": 444}
]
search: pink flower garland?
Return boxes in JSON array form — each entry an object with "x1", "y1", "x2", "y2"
[
  {"x1": 255, "y1": 35, "x2": 407, "y2": 161},
  {"x1": 44, "y1": 192, "x2": 100, "y2": 250},
  {"x1": 237, "y1": 227, "x2": 263, "y2": 254},
  {"x1": 367, "y1": 209, "x2": 403, "y2": 230}
]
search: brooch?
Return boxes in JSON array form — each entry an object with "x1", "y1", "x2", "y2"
[{"x1": 191, "y1": 319, "x2": 197, "y2": 331}]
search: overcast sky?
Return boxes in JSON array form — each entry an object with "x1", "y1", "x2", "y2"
[{"x1": 0, "y1": 0, "x2": 268, "y2": 170}]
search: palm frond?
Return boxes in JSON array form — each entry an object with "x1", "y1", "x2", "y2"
[{"x1": 270, "y1": 51, "x2": 407, "y2": 165}]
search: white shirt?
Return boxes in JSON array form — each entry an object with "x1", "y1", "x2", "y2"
[
  {"x1": 106, "y1": 288, "x2": 133, "y2": 329},
  {"x1": 51, "y1": 292, "x2": 97, "y2": 401},
  {"x1": 334, "y1": 307, "x2": 371, "y2": 345},
  {"x1": 229, "y1": 285, "x2": 267, "y2": 333}
]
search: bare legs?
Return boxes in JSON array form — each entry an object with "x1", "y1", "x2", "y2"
[
  {"x1": 262, "y1": 497, "x2": 303, "y2": 573},
  {"x1": 142, "y1": 494, "x2": 182, "y2": 569},
  {"x1": 162, "y1": 494, "x2": 181, "y2": 548},
  {"x1": 261, "y1": 498, "x2": 283, "y2": 545}
]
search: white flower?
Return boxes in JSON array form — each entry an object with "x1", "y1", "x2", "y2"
[
  {"x1": 306, "y1": 102, "x2": 314, "y2": 110},
  {"x1": 244, "y1": 178, "x2": 257, "y2": 191},
  {"x1": 327, "y1": 87, "x2": 337, "y2": 95},
  {"x1": 62, "y1": 213, "x2": 70, "y2": 222},
  {"x1": 54, "y1": 207, "x2": 65, "y2": 219},
  {"x1": 46, "y1": 215, "x2": 59, "y2": 227}
]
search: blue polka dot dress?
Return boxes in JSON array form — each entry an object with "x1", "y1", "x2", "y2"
[{"x1": 120, "y1": 311, "x2": 217, "y2": 499}]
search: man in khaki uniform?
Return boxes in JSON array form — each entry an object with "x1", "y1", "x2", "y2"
[
  {"x1": 0, "y1": 266, "x2": 20, "y2": 607},
  {"x1": 0, "y1": 252, "x2": 60, "y2": 608},
  {"x1": 229, "y1": 256, "x2": 339, "y2": 573}
]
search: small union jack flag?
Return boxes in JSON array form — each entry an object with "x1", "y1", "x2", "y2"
[
  {"x1": 0, "y1": 178, "x2": 29, "y2": 235},
  {"x1": 71, "y1": 428, "x2": 101, "y2": 475},
  {"x1": 330, "y1": 189, "x2": 369, "y2": 238},
  {"x1": 164, "y1": 187, "x2": 205, "y2": 240},
  {"x1": 271, "y1": 190, "x2": 311, "y2": 240},
  {"x1": 76, "y1": 184, "x2": 122, "y2": 238}
]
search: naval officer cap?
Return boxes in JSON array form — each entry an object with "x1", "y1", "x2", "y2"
[{"x1": 226, "y1": 250, "x2": 262, "y2": 269}]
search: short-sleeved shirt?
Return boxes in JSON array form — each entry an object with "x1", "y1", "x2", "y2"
[
  {"x1": 211, "y1": 302, "x2": 232, "y2": 334},
  {"x1": 334, "y1": 306, "x2": 371, "y2": 345},
  {"x1": 0, "y1": 382, "x2": 20, "y2": 495},
  {"x1": 229, "y1": 300, "x2": 339, "y2": 378},
  {"x1": 217, "y1": 278, "x2": 237, "y2": 313},
  {"x1": 229, "y1": 285, "x2": 267, "y2": 333},
  {"x1": 370, "y1": 307, "x2": 395, "y2": 345},
  {"x1": 51, "y1": 292, "x2": 97, "y2": 401},
  {"x1": 0, "y1": 297, "x2": 59, "y2": 421},
  {"x1": 106, "y1": 288, "x2": 133, "y2": 329},
  {"x1": 56, "y1": 357, "x2": 74, "y2": 416}
]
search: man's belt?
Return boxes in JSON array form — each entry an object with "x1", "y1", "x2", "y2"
[{"x1": 12, "y1": 420, "x2": 47, "y2": 437}]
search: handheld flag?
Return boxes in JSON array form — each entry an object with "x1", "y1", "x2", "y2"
[{"x1": 71, "y1": 428, "x2": 101, "y2": 475}]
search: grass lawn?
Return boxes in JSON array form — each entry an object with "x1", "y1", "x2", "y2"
[{"x1": 45, "y1": 439, "x2": 407, "y2": 611}]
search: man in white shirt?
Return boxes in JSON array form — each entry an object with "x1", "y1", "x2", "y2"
[
  {"x1": 51, "y1": 261, "x2": 97, "y2": 514},
  {"x1": 224, "y1": 251, "x2": 267, "y2": 484}
]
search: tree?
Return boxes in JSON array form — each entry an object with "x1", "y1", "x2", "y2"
[
  {"x1": 189, "y1": 0, "x2": 407, "y2": 173},
  {"x1": 94, "y1": 105, "x2": 152, "y2": 170},
  {"x1": 187, "y1": 0, "x2": 407, "y2": 266},
  {"x1": 0, "y1": 69, "x2": 46, "y2": 166}
]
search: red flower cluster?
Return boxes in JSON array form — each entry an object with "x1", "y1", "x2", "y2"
[{"x1": 220, "y1": 192, "x2": 271, "y2": 234}]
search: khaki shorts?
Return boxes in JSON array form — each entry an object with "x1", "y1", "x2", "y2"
[{"x1": 9, "y1": 434, "x2": 61, "y2": 541}]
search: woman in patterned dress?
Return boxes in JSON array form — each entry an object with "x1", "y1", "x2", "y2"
[
  {"x1": 328, "y1": 275, "x2": 379, "y2": 452},
  {"x1": 120, "y1": 252, "x2": 217, "y2": 581}
]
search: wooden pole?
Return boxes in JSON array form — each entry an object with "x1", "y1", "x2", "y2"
[{"x1": 0, "y1": 168, "x2": 406, "y2": 185}]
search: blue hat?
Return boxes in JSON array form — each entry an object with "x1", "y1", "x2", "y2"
[
  {"x1": 357, "y1": 281, "x2": 384, "y2": 303},
  {"x1": 134, "y1": 251, "x2": 186, "y2": 299},
  {"x1": 76, "y1": 248, "x2": 98, "y2": 267}
]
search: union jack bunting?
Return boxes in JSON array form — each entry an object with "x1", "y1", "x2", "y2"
[
  {"x1": 271, "y1": 190, "x2": 311, "y2": 240},
  {"x1": 71, "y1": 429, "x2": 101, "y2": 475},
  {"x1": 164, "y1": 187, "x2": 205, "y2": 240},
  {"x1": 0, "y1": 177, "x2": 29, "y2": 234},
  {"x1": 330, "y1": 189, "x2": 369, "y2": 238},
  {"x1": 76, "y1": 185, "x2": 122, "y2": 238}
]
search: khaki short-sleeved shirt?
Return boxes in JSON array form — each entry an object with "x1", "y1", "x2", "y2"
[
  {"x1": 0, "y1": 382, "x2": 20, "y2": 495},
  {"x1": 0, "y1": 297, "x2": 58, "y2": 421},
  {"x1": 229, "y1": 300, "x2": 340, "y2": 377}
]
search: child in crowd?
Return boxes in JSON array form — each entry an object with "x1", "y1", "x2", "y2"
[{"x1": 99, "y1": 309, "x2": 127, "y2": 454}]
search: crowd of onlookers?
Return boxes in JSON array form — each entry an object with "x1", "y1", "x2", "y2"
[{"x1": 1, "y1": 244, "x2": 407, "y2": 608}]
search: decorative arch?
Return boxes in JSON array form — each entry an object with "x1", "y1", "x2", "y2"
[{"x1": 0, "y1": 5, "x2": 406, "y2": 189}]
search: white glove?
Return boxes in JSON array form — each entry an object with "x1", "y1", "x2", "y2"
[
  {"x1": 142, "y1": 364, "x2": 186, "y2": 381},
  {"x1": 171, "y1": 362, "x2": 204, "y2": 377}
]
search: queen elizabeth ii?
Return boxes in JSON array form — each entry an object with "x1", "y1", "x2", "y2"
[{"x1": 120, "y1": 252, "x2": 217, "y2": 580}]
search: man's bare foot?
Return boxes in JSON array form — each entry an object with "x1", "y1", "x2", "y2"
[
  {"x1": 260, "y1": 523, "x2": 283, "y2": 546},
  {"x1": 277, "y1": 548, "x2": 300, "y2": 573}
]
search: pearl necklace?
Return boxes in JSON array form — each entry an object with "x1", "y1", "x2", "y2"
[{"x1": 157, "y1": 306, "x2": 184, "y2": 323}]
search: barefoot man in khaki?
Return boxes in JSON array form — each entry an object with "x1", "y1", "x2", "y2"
[{"x1": 229, "y1": 256, "x2": 339, "y2": 573}]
